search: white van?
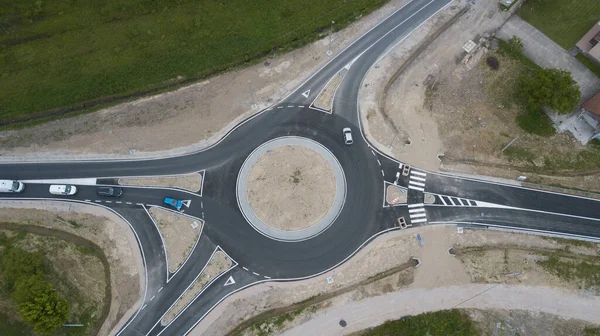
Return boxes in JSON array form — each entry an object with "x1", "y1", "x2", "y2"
[{"x1": 0, "y1": 180, "x2": 25, "y2": 193}]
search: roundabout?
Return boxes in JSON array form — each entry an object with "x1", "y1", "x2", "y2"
[{"x1": 237, "y1": 136, "x2": 347, "y2": 242}]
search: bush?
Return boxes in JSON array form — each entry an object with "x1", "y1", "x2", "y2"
[
  {"x1": 518, "y1": 68, "x2": 581, "y2": 114},
  {"x1": 517, "y1": 106, "x2": 556, "y2": 136},
  {"x1": 486, "y1": 56, "x2": 500, "y2": 69}
]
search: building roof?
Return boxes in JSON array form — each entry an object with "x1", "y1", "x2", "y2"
[
  {"x1": 576, "y1": 21, "x2": 600, "y2": 62},
  {"x1": 583, "y1": 91, "x2": 600, "y2": 117}
]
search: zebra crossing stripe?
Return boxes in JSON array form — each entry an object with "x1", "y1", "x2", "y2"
[
  {"x1": 408, "y1": 203, "x2": 424, "y2": 208},
  {"x1": 409, "y1": 208, "x2": 425, "y2": 213},
  {"x1": 409, "y1": 186, "x2": 425, "y2": 191},
  {"x1": 410, "y1": 213, "x2": 427, "y2": 218},
  {"x1": 411, "y1": 218, "x2": 428, "y2": 223},
  {"x1": 410, "y1": 176, "x2": 426, "y2": 182},
  {"x1": 409, "y1": 181, "x2": 425, "y2": 187},
  {"x1": 411, "y1": 171, "x2": 427, "y2": 177}
]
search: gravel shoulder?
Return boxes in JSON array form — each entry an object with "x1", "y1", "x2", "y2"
[
  {"x1": 119, "y1": 172, "x2": 203, "y2": 193},
  {"x1": 148, "y1": 207, "x2": 202, "y2": 273},
  {"x1": 162, "y1": 250, "x2": 232, "y2": 325},
  {"x1": 0, "y1": 201, "x2": 144, "y2": 336}
]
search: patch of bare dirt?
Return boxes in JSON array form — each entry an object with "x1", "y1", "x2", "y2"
[
  {"x1": 162, "y1": 250, "x2": 232, "y2": 325},
  {"x1": 0, "y1": 202, "x2": 143, "y2": 336},
  {"x1": 385, "y1": 184, "x2": 407, "y2": 204},
  {"x1": 0, "y1": 0, "x2": 412, "y2": 162},
  {"x1": 148, "y1": 207, "x2": 201, "y2": 273},
  {"x1": 313, "y1": 72, "x2": 344, "y2": 111},
  {"x1": 119, "y1": 172, "x2": 203, "y2": 193},
  {"x1": 246, "y1": 145, "x2": 335, "y2": 231}
]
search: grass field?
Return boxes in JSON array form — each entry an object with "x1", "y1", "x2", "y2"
[
  {"x1": 0, "y1": 0, "x2": 388, "y2": 127},
  {"x1": 359, "y1": 309, "x2": 478, "y2": 336},
  {"x1": 518, "y1": 0, "x2": 600, "y2": 50},
  {"x1": 577, "y1": 54, "x2": 600, "y2": 78}
]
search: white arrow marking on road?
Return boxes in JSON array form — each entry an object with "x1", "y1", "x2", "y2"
[
  {"x1": 182, "y1": 200, "x2": 192, "y2": 208},
  {"x1": 301, "y1": 89, "x2": 310, "y2": 98},
  {"x1": 224, "y1": 276, "x2": 236, "y2": 286}
]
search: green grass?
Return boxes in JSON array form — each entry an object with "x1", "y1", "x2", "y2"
[
  {"x1": 0, "y1": 311, "x2": 32, "y2": 336},
  {"x1": 577, "y1": 54, "x2": 600, "y2": 79},
  {"x1": 519, "y1": 0, "x2": 600, "y2": 50},
  {"x1": 359, "y1": 309, "x2": 478, "y2": 336},
  {"x1": 516, "y1": 108, "x2": 556, "y2": 136},
  {"x1": 0, "y1": 0, "x2": 388, "y2": 127},
  {"x1": 537, "y1": 255, "x2": 600, "y2": 289},
  {"x1": 585, "y1": 326, "x2": 600, "y2": 336},
  {"x1": 503, "y1": 146, "x2": 536, "y2": 163}
]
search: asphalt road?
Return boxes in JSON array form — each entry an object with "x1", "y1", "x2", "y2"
[{"x1": 1, "y1": 0, "x2": 599, "y2": 335}]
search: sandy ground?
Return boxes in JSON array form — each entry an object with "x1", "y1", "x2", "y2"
[
  {"x1": 0, "y1": 0, "x2": 412, "y2": 162},
  {"x1": 148, "y1": 207, "x2": 201, "y2": 273},
  {"x1": 385, "y1": 184, "x2": 407, "y2": 204},
  {"x1": 192, "y1": 225, "x2": 600, "y2": 336},
  {"x1": 162, "y1": 250, "x2": 232, "y2": 325},
  {"x1": 314, "y1": 72, "x2": 343, "y2": 111},
  {"x1": 119, "y1": 172, "x2": 203, "y2": 193},
  {"x1": 0, "y1": 201, "x2": 144, "y2": 336},
  {"x1": 247, "y1": 145, "x2": 335, "y2": 231}
]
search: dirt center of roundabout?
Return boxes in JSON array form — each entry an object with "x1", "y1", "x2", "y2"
[{"x1": 246, "y1": 145, "x2": 336, "y2": 231}]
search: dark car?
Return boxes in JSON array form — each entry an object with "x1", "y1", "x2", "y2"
[{"x1": 96, "y1": 187, "x2": 123, "y2": 197}]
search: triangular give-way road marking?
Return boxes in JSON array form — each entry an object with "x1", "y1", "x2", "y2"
[
  {"x1": 224, "y1": 276, "x2": 236, "y2": 286},
  {"x1": 301, "y1": 89, "x2": 310, "y2": 98}
]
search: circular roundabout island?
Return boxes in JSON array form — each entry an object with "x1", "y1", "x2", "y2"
[{"x1": 237, "y1": 137, "x2": 346, "y2": 242}]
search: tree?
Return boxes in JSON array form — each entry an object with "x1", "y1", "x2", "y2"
[
  {"x1": 518, "y1": 68, "x2": 580, "y2": 114},
  {"x1": 18, "y1": 284, "x2": 69, "y2": 335},
  {"x1": 12, "y1": 274, "x2": 47, "y2": 304}
]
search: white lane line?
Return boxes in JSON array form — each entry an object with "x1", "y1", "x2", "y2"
[
  {"x1": 201, "y1": 201, "x2": 204, "y2": 208},
  {"x1": 95, "y1": 200, "x2": 102, "y2": 203},
  {"x1": 242, "y1": 267, "x2": 249, "y2": 271},
  {"x1": 448, "y1": 197, "x2": 456, "y2": 206},
  {"x1": 85, "y1": 199, "x2": 91, "y2": 202},
  {"x1": 371, "y1": 150, "x2": 376, "y2": 156},
  {"x1": 410, "y1": 176, "x2": 426, "y2": 182},
  {"x1": 409, "y1": 181, "x2": 425, "y2": 187},
  {"x1": 377, "y1": 159, "x2": 381, "y2": 166},
  {"x1": 408, "y1": 186, "x2": 425, "y2": 192},
  {"x1": 439, "y1": 196, "x2": 447, "y2": 205},
  {"x1": 408, "y1": 208, "x2": 426, "y2": 213},
  {"x1": 264, "y1": 276, "x2": 271, "y2": 279},
  {"x1": 458, "y1": 198, "x2": 465, "y2": 206},
  {"x1": 298, "y1": 105, "x2": 304, "y2": 108},
  {"x1": 411, "y1": 218, "x2": 428, "y2": 223},
  {"x1": 252, "y1": 272, "x2": 260, "y2": 276},
  {"x1": 126, "y1": 202, "x2": 132, "y2": 205},
  {"x1": 158, "y1": 287, "x2": 163, "y2": 293},
  {"x1": 408, "y1": 203, "x2": 424, "y2": 208},
  {"x1": 410, "y1": 213, "x2": 427, "y2": 218},
  {"x1": 381, "y1": 170, "x2": 385, "y2": 177},
  {"x1": 287, "y1": 105, "x2": 294, "y2": 108},
  {"x1": 136, "y1": 203, "x2": 144, "y2": 206},
  {"x1": 150, "y1": 295, "x2": 156, "y2": 301},
  {"x1": 411, "y1": 171, "x2": 427, "y2": 177},
  {"x1": 277, "y1": 106, "x2": 284, "y2": 109},
  {"x1": 106, "y1": 201, "x2": 112, "y2": 203},
  {"x1": 267, "y1": 107, "x2": 273, "y2": 111},
  {"x1": 116, "y1": 201, "x2": 122, "y2": 204},
  {"x1": 141, "y1": 304, "x2": 147, "y2": 310},
  {"x1": 202, "y1": 212, "x2": 205, "y2": 219}
]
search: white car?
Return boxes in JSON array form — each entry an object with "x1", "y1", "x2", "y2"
[
  {"x1": 49, "y1": 185, "x2": 77, "y2": 196},
  {"x1": 342, "y1": 127, "x2": 353, "y2": 145}
]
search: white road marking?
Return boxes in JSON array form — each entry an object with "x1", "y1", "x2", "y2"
[
  {"x1": 302, "y1": 89, "x2": 311, "y2": 98},
  {"x1": 158, "y1": 287, "x2": 163, "y2": 292},
  {"x1": 141, "y1": 304, "x2": 147, "y2": 310},
  {"x1": 242, "y1": 267, "x2": 249, "y2": 271},
  {"x1": 377, "y1": 159, "x2": 381, "y2": 166},
  {"x1": 85, "y1": 199, "x2": 91, "y2": 202},
  {"x1": 267, "y1": 107, "x2": 273, "y2": 111},
  {"x1": 448, "y1": 198, "x2": 456, "y2": 206},
  {"x1": 408, "y1": 208, "x2": 425, "y2": 213},
  {"x1": 264, "y1": 276, "x2": 271, "y2": 279},
  {"x1": 126, "y1": 202, "x2": 132, "y2": 205},
  {"x1": 116, "y1": 201, "x2": 122, "y2": 204},
  {"x1": 408, "y1": 203, "x2": 424, "y2": 208},
  {"x1": 371, "y1": 150, "x2": 376, "y2": 156},
  {"x1": 252, "y1": 272, "x2": 260, "y2": 276},
  {"x1": 287, "y1": 105, "x2": 294, "y2": 108},
  {"x1": 182, "y1": 200, "x2": 192, "y2": 208},
  {"x1": 398, "y1": 163, "x2": 403, "y2": 169},
  {"x1": 410, "y1": 176, "x2": 426, "y2": 182},
  {"x1": 411, "y1": 218, "x2": 428, "y2": 223},
  {"x1": 408, "y1": 186, "x2": 425, "y2": 192},
  {"x1": 410, "y1": 213, "x2": 427, "y2": 218},
  {"x1": 150, "y1": 295, "x2": 155, "y2": 301},
  {"x1": 439, "y1": 196, "x2": 447, "y2": 205},
  {"x1": 201, "y1": 212, "x2": 205, "y2": 219},
  {"x1": 106, "y1": 201, "x2": 112, "y2": 203},
  {"x1": 224, "y1": 276, "x2": 236, "y2": 286},
  {"x1": 95, "y1": 200, "x2": 101, "y2": 203},
  {"x1": 201, "y1": 201, "x2": 203, "y2": 208},
  {"x1": 458, "y1": 198, "x2": 465, "y2": 206},
  {"x1": 411, "y1": 171, "x2": 427, "y2": 177},
  {"x1": 136, "y1": 203, "x2": 144, "y2": 206},
  {"x1": 298, "y1": 105, "x2": 304, "y2": 108},
  {"x1": 409, "y1": 181, "x2": 425, "y2": 187},
  {"x1": 277, "y1": 106, "x2": 284, "y2": 109},
  {"x1": 381, "y1": 170, "x2": 385, "y2": 177}
]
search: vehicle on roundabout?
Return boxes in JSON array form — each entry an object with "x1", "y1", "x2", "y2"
[
  {"x1": 96, "y1": 186, "x2": 123, "y2": 197},
  {"x1": 0, "y1": 180, "x2": 25, "y2": 193},
  {"x1": 163, "y1": 197, "x2": 183, "y2": 211},
  {"x1": 49, "y1": 185, "x2": 77, "y2": 195},
  {"x1": 342, "y1": 127, "x2": 353, "y2": 145}
]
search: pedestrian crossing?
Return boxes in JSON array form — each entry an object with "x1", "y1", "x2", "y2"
[
  {"x1": 408, "y1": 170, "x2": 427, "y2": 192},
  {"x1": 407, "y1": 203, "x2": 427, "y2": 224}
]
